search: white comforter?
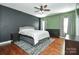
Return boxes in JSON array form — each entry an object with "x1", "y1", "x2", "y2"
[{"x1": 19, "y1": 29, "x2": 50, "y2": 45}]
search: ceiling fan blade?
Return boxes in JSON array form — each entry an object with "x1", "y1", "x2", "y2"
[
  {"x1": 34, "y1": 7, "x2": 40, "y2": 9},
  {"x1": 44, "y1": 9, "x2": 50, "y2": 11},
  {"x1": 44, "y1": 5, "x2": 47, "y2": 8}
]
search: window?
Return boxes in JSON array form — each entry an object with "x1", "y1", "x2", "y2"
[
  {"x1": 63, "y1": 17, "x2": 69, "y2": 34},
  {"x1": 64, "y1": 17, "x2": 70, "y2": 39}
]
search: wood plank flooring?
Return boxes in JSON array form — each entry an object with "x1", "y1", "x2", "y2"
[
  {"x1": 0, "y1": 44, "x2": 28, "y2": 55},
  {"x1": 0, "y1": 38, "x2": 64, "y2": 55},
  {"x1": 39, "y1": 38, "x2": 64, "y2": 55}
]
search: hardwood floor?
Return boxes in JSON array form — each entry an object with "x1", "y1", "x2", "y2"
[
  {"x1": 0, "y1": 44, "x2": 28, "y2": 55},
  {"x1": 0, "y1": 38, "x2": 64, "y2": 55},
  {"x1": 39, "y1": 38, "x2": 64, "y2": 55}
]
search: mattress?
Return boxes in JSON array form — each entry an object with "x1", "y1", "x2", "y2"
[{"x1": 19, "y1": 29, "x2": 50, "y2": 45}]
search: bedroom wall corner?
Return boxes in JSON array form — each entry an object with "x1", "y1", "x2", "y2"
[{"x1": 0, "y1": 5, "x2": 40, "y2": 42}]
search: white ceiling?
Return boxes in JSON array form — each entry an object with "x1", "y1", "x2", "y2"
[{"x1": 0, "y1": 3, "x2": 77, "y2": 18}]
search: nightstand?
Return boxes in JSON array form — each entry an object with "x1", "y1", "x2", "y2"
[{"x1": 10, "y1": 33, "x2": 20, "y2": 43}]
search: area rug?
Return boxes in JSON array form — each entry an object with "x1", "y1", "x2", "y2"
[{"x1": 14, "y1": 38, "x2": 55, "y2": 55}]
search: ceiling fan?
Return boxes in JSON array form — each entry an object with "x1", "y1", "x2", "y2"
[{"x1": 34, "y1": 4, "x2": 50, "y2": 14}]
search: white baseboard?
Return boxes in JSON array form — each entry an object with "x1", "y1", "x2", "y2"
[{"x1": 0, "y1": 40, "x2": 12, "y2": 46}]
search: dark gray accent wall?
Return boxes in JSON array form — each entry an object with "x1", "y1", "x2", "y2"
[
  {"x1": 0, "y1": 5, "x2": 39, "y2": 42},
  {"x1": 0, "y1": 6, "x2": 1, "y2": 40}
]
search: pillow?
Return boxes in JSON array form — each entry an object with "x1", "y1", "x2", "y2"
[
  {"x1": 19, "y1": 26, "x2": 35, "y2": 31},
  {"x1": 19, "y1": 26, "x2": 35, "y2": 34}
]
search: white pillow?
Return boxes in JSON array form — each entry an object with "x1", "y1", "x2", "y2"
[
  {"x1": 19, "y1": 29, "x2": 34, "y2": 34},
  {"x1": 19, "y1": 26, "x2": 35, "y2": 33},
  {"x1": 19, "y1": 26, "x2": 35, "y2": 30}
]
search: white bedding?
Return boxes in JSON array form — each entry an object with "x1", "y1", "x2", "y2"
[{"x1": 19, "y1": 29, "x2": 50, "y2": 45}]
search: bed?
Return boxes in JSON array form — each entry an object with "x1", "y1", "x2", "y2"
[{"x1": 18, "y1": 26, "x2": 50, "y2": 45}]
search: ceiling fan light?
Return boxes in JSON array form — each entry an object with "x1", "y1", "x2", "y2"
[
  {"x1": 37, "y1": 10, "x2": 44, "y2": 14},
  {"x1": 35, "y1": 14, "x2": 47, "y2": 18}
]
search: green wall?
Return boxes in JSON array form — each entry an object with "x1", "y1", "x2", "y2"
[
  {"x1": 44, "y1": 14, "x2": 60, "y2": 29},
  {"x1": 42, "y1": 11, "x2": 76, "y2": 36}
]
